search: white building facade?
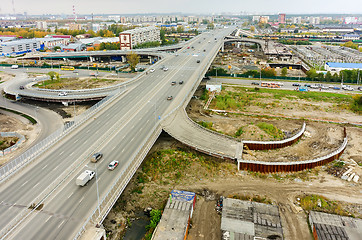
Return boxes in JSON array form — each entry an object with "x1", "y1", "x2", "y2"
[
  {"x1": 119, "y1": 26, "x2": 160, "y2": 50},
  {"x1": 0, "y1": 39, "x2": 41, "y2": 56}
]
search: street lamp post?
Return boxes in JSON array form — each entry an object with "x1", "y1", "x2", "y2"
[{"x1": 86, "y1": 162, "x2": 101, "y2": 218}]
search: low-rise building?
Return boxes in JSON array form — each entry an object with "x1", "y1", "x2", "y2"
[
  {"x1": 119, "y1": 26, "x2": 160, "y2": 50},
  {"x1": 36, "y1": 37, "x2": 70, "y2": 49},
  {"x1": 152, "y1": 190, "x2": 196, "y2": 240},
  {"x1": 221, "y1": 198, "x2": 284, "y2": 240},
  {"x1": 0, "y1": 39, "x2": 42, "y2": 56},
  {"x1": 325, "y1": 62, "x2": 362, "y2": 72},
  {"x1": 309, "y1": 211, "x2": 362, "y2": 240},
  {"x1": 61, "y1": 43, "x2": 86, "y2": 52},
  {"x1": 342, "y1": 34, "x2": 360, "y2": 40}
]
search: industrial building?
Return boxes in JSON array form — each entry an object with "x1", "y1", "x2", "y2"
[
  {"x1": 36, "y1": 37, "x2": 70, "y2": 49},
  {"x1": 152, "y1": 190, "x2": 196, "y2": 240},
  {"x1": 325, "y1": 62, "x2": 362, "y2": 72},
  {"x1": 221, "y1": 198, "x2": 283, "y2": 240},
  {"x1": 119, "y1": 26, "x2": 160, "y2": 50},
  {"x1": 0, "y1": 39, "x2": 42, "y2": 56},
  {"x1": 309, "y1": 211, "x2": 362, "y2": 240}
]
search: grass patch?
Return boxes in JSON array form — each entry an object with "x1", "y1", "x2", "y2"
[
  {"x1": 298, "y1": 194, "x2": 354, "y2": 217},
  {"x1": 256, "y1": 122, "x2": 284, "y2": 140},
  {"x1": 234, "y1": 126, "x2": 244, "y2": 137},
  {"x1": 209, "y1": 86, "x2": 355, "y2": 113}
]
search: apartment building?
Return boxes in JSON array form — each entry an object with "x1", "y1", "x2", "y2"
[{"x1": 119, "y1": 26, "x2": 160, "y2": 50}]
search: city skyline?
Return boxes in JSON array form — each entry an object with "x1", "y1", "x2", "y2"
[{"x1": 1, "y1": 0, "x2": 362, "y2": 15}]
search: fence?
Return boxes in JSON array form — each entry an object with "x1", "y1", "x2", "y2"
[
  {"x1": 73, "y1": 125, "x2": 163, "y2": 240},
  {"x1": 0, "y1": 88, "x2": 124, "y2": 183},
  {"x1": 0, "y1": 132, "x2": 25, "y2": 157},
  {"x1": 238, "y1": 128, "x2": 348, "y2": 173}
]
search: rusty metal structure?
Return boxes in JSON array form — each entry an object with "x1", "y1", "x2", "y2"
[{"x1": 238, "y1": 128, "x2": 347, "y2": 173}]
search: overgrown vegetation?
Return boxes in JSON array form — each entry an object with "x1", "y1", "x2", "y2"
[
  {"x1": 33, "y1": 77, "x2": 118, "y2": 89},
  {"x1": 256, "y1": 122, "x2": 284, "y2": 140},
  {"x1": 298, "y1": 194, "x2": 354, "y2": 217},
  {"x1": 350, "y1": 94, "x2": 362, "y2": 114},
  {"x1": 229, "y1": 194, "x2": 273, "y2": 205},
  {"x1": 209, "y1": 86, "x2": 354, "y2": 113},
  {"x1": 234, "y1": 126, "x2": 244, "y2": 137},
  {"x1": 144, "y1": 209, "x2": 162, "y2": 240},
  {"x1": 0, "y1": 137, "x2": 19, "y2": 151}
]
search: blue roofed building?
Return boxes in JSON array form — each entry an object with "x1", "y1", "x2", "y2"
[{"x1": 325, "y1": 62, "x2": 362, "y2": 72}]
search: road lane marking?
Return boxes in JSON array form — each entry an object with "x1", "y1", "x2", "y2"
[
  {"x1": 70, "y1": 152, "x2": 74, "y2": 156},
  {"x1": 121, "y1": 149, "x2": 125, "y2": 153},
  {"x1": 146, "y1": 119, "x2": 149, "y2": 123},
  {"x1": 79, "y1": 196, "x2": 84, "y2": 203},
  {"x1": 45, "y1": 216, "x2": 52, "y2": 222},
  {"x1": 67, "y1": 192, "x2": 73, "y2": 199},
  {"x1": 32, "y1": 182, "x2": 40, "y2": 189},
  {"x1": 74, "y1": 139, "x2": 79, "y2": 143},
  {"x1": 59, "y1": 151, "x2": 64, "y2": 156},
  {"x1": 41, "y1": 164, "x2": 48, "y2": 170},
  {"x1": 86, "y1": 129, "x2": 90, "y2": 133},
  {"x1": 53, "y1": 166, "x2": 59, "y2": 171},
  {"x1": 20, "y1": 180, "x2": 29, "y2": 187},
  {"x1": 139, "y1": 127, "x2": 143, "y2": 132},
  {"x1": 58, "y1": 220, "x2": 64, "y2": 228},
  {"x1": 130, "y1": 137, "x2": 135, "y2": 142}
]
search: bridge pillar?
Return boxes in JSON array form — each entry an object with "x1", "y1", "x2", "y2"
[
  {"x1": 221, "y1": 43, "x2": 224, "y2": 52},
  {"x1": 257, "y1": 44, "x2": 260, "y2": 52}
]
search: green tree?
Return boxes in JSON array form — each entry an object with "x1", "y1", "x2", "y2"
[
  {"x1": 325, "y1": 71, "x2": 332, "y2": 82},
  {"x1": 126, "y1": 52, "x2": 140, "y2": 72},
  {"x1": 281, "y1": 67, "x2": 288, "y2": 77},
  {"x1": 176, "y1": 26, "x2": 184, "y2": 33},
  {"x1": 48, "y1": 71, "x2": 56, "y2": 81},
  {"x1": 207, "y1": 23, "x2": 215, "y2": 29},
  {"x1": 250, "y1": 26, "x2": 255, "y2": 32},
  {"x1": 306, "y1": 69, "x2": 318, "y2": 79}
]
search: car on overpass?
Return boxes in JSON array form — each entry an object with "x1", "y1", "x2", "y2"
[
  {"x1": 149, "y1": 69, "x2": 155, "y2": 73},
  {"x1": 58, "y1": 92, "x2": 67, "y2": 96},
  {"x1": 179, "y1": 80, "x2": 184, "y2": 84},
  {"x1": 108, "y1": 160, "x2": 119, "y2": 170},
  {"x1": 171, "y1": 81, "x2": 176, "y2": 85},
  {"x1": 292, "y1": 83, "x2": 301, "y2": 87},
  {"x1": 167, "y1": 96, "x2": 173, "y2": 100},
  {"x1": 91, "y1": 152, "x2": 103, "y2": 162}
]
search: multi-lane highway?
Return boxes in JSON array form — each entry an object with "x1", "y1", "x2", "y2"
[{"x1": 0, "y1": 27, "x2": 235, "y2": 239}]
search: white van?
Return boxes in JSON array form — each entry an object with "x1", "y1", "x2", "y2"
[{"x1": 11, "y1": 65, "x2": 19, "y2": 69}]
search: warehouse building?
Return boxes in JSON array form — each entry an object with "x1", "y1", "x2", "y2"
[
  {"x1": 0, "y1": 39, "x2": 42, "y2": 56},
  {"x1": 309, "y1": 211, "x2": 362, "y2": 240},
  {"x1": 119, "y1": 26, "x2": 160, "y2": 50},
  {"x1": 221, "y1": 198, "x2": 284, "y2": 240},
  {"x1": 325, "y1": 62, "x2": 362, "y2": 72},
  {"x1": 152, "y1": 190, "x2": 196, "y2": 240}
]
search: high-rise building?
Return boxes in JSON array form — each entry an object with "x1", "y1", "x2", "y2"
[
  {"x1": 278, "y1": 13, "x2": 286, "y2": 24},
  {"x1": 119, "y1": 27, "x2": 160, "y2": 50}
]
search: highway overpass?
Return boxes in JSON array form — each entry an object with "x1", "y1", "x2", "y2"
[{"x1": 0, "y1": 27, "x2": 235, "y2": 239}]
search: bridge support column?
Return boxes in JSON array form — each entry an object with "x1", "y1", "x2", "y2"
[
  {"x1": 221, "y1": 43, "x2": 224, "y2": 52},
  {"x1": 257, "y1": 44, "x2": 260, "y2": 52},
  {"x1": 236, "y1": 142, "x2": 243, "y2": 171}
]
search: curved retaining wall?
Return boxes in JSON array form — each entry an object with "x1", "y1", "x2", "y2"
[
  {"x1": 243, "y1": 123, "x2": 306, "y2": 150},
  {"x1": 238, "y1": 128, "x2": 348, "y2": 173}
]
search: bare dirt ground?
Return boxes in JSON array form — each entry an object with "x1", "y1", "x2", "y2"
[
  {"x1": 103, "y1": 135, "x2": 361, "y2": 240},
  {"x1": 104, "y1": 84, "x2": 361, "y2": 240},
  {"x1": 0, "y1": 72, "x2": 15, "y2": 83},
  {"x1": 0, "y1": 112, "x2": 39, "y2": 165}
]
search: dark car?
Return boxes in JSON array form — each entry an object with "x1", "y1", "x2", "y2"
[
  {"x1": 333, "y1": 86, "x2": 341, "y2": 90},
  {"x1": 203, "y1": 49, "x2": 206, "y2": 52},
  {"x1": 171, "y1": 81, "x2": 176, "y2": 85},
  {"x1": 251, "y1": 82, "x2": 259, "y2": 85},
  {"x1": 91, "y1": 152, "x2": 103, "y2": 162},
  {"x1": 179, "y1": 80, "x2": 184, "y2": 84},
  {"x1": 358, "y1": 86, "x2": 362, "y2": 91},
  {"x1": 196, "y1": 60, "x2": 200, "y2": 63},
  {"x1": 167, "y1": 96, "x2": 173, "y2": 100},
  {"x1": 292, "y1": 83, "x2": 301, "y2": 87},
  {"x1": 19, "y1": 85, "x2": 24, "y2": 90},
  {"x1": 304, "y1": 84, "x2": 311, "y2": 87}
]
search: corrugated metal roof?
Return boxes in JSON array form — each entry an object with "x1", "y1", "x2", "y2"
[{"x1": 326, "y1": 62, "x2": 362, "y2": 69}]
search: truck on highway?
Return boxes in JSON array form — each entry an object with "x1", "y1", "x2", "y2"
[{"x1": 76, "y1": 170, "x2": 95, "y2": 186}]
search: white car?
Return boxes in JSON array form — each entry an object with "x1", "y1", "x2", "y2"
[
  {"x1": 149, "y1": 69, "x2": 155, "y2": 73},
  {"x1": 58, "y1": 92, "x2": 67, "y2": 96},
  {"x1": 108, "y1": 160, "x2": 119, "y2": 170}
]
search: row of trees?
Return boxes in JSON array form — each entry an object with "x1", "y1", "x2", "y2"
[
  {"x1": 278, "y1": 39, "x2": 312, "y2": 45},
  {"x1": 306, "y1": 69, "x2": 361, "y2": 83}
]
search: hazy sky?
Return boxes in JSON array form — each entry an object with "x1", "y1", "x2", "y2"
[{"x1": 2, "y1": 0, "x2": 362, "y2": 15}]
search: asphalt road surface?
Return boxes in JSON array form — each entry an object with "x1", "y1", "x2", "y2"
[{"x1": 0, "y1": 27, "x2": 235, "y2": 239}]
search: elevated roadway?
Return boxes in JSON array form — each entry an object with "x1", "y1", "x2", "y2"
[{"x1": 0, "y1": 27, "x2": 235, "y2": 239}]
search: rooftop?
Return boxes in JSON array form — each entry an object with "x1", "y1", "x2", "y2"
[
  {"x1": 0, "y1": 39, "x2": 39, "y2": 46},
  {"x1": 326, "y1": 62, "x2": 362, "y2": 69},
  {"x1": 152, "y1": 190, "x2": 195, "y2": 240},
  {"x1": 121, "y1": 26, "x2": 158, "y2": 34},
  {"x1": 221, "y1": 198, "x2": 283, "y2": 240},
  {"x1": 309, "y1": 211, "x2": 362, "y2": 240}
]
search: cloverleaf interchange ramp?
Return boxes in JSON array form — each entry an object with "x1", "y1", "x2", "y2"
[
  {"x1": 0, "y1": 28, "x2": 235, "y2": 240},
  {"x1": 0, "y1": 27, "x2": 348, "y2": 240}
]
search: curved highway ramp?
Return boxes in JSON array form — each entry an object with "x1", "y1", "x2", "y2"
[{"x1": 162, "y1": 109, "x2": 243, "y2": 160}]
